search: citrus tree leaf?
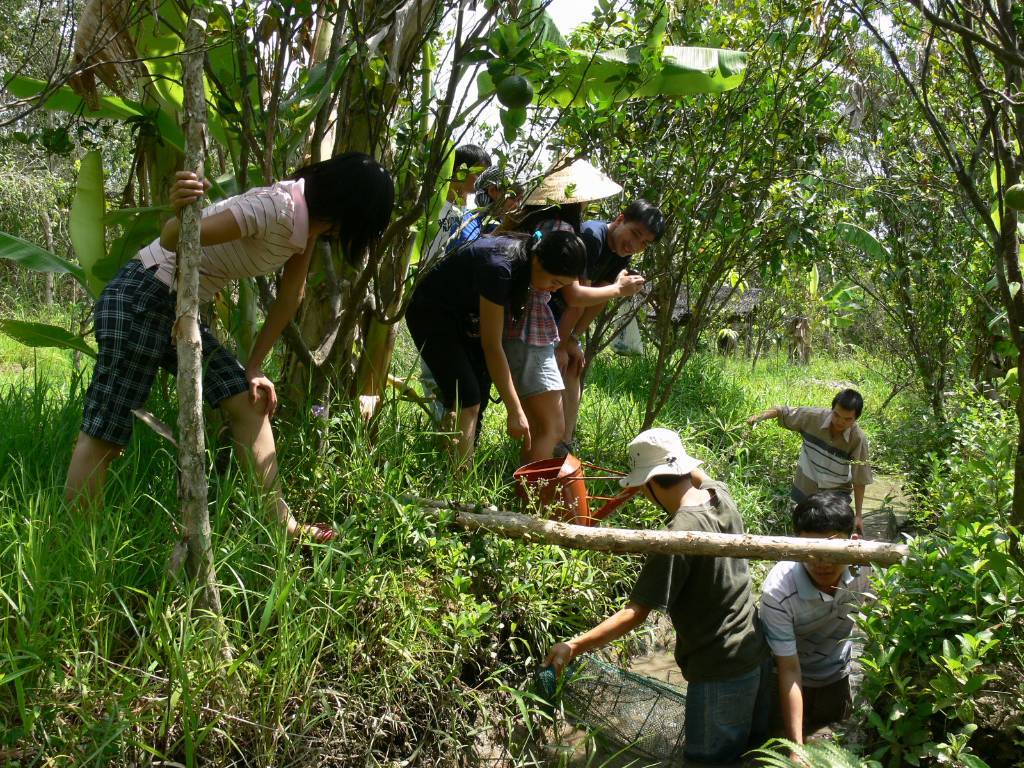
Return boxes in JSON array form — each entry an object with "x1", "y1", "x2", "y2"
[
  {"x1": 0, "y1": 231, "x2": 86, "y2": 284},
  {"x1": 0, "y1": 319, "x2": 97, "y2": 358},
  {"x1": 480, "y1": 45, "x2": 747, "y2": 108}
]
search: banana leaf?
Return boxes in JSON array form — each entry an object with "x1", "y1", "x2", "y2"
[
  {"x1": 209, "y1": 168, "x2": 267, "y2": 200},
  {"x1": 5, "y1": 75, "x2": 186, "y2": 152},
  {"x1": 0, "y1": 319, "x2": 97, "y2": 358},
  {"x1": 105, "y1": 206, "x2": 165, "y2": 278},
  {"x1": 0, "y1": 231, "x2": 86, "y2": 284},
  {"x1": 133, "y1": 0, "x2": 184, "y2": 113},
  {"x1": 5, "y1": 75, "x2": 143, "y2": 120},
  {"x1": 519, "y1": 0, "x2": 565, "y2": 48},
  {"x1": 70, "y1": 150, "x2": 108, "y2": 297},
  {"x1": 134, "y1": 0, "x2": 232, "y2": 151},
  {"x1": 836, "y1": 222, "x2": 891, "y2": 261}
]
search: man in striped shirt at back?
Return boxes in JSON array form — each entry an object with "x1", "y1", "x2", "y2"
[{"x1": 747, "y1": 389, "x2": 873, "y2": 534}]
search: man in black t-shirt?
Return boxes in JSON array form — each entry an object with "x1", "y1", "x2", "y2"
[{"x1": 551, "y1": 199, "x2": 666, "y2": 454}]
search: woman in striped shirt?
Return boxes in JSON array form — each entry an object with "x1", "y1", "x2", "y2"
[{"x1": 65, "y1": 153, "x2": 394, "y2": 542}]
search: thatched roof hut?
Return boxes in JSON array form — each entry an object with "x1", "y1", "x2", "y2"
[{"x1": 669, "y1": 285, "x2": 764, "y2": 325}]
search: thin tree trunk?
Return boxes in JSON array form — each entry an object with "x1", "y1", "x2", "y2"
[
  {"x1": 41, "y1": 210, "x2": 54, "y2": 305},
  {"x1": 176, "y1": 3, "x2": 226, "y2": 637},
  {"x1": 404, "y1": 497, "x2": 909, "y2": 566}
]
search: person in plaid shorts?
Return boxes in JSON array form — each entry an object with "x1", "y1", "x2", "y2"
[{"x1": 65, "y1": 153, "x2": 394, "y2": 542}]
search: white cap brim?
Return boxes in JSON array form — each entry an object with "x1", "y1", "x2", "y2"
[{"x1": 619, "y1": 457, "x2": 703, "y2": 488}]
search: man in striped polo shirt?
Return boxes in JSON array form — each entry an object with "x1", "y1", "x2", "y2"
[
  {"x1": 759, "y1": 493, "x2": 873, "y2": 752},
  {"x1": 747, "y1": 388, "x2": 873, "y2": 534}
]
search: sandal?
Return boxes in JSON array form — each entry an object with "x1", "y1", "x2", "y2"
[{"x1": 293, "y1": 522, "x2": 337, "y2": 544}]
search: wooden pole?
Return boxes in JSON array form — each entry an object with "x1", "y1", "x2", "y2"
[
  {"x1": 175, "y1": 2, "x2": 225, "y2": 625},
  {"x1": 404, "y1": 497, "x2": 910, "y2": 566}
]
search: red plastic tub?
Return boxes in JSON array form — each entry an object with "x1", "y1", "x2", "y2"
[{"x1": 513, "y1": 454, "x2": 639, "y2": 526}]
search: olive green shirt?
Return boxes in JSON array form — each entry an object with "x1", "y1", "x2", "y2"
[{"x1": 629, "y1": 481, "x2": 768, "y2": 683}]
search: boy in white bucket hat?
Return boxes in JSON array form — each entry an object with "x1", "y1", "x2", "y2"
[{"x1": 544, "y1": 427, "x2": 772, "y2": 764}]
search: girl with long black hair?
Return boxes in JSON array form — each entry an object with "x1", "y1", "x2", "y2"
[
  {"x1": 65, "y1": 153, "x2": 395, "y2": 542},
  {"x1": 407, "y1": 226, "x2": 640, "y2": 463}
]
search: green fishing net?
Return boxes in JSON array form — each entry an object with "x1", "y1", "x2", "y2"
[{"x1": 542, "y1": 656, "x2": 688, "y2": 762}]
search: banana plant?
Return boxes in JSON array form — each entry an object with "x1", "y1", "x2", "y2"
[
  {"x1": 0, "y1": 150, "x2": 165, "y2": 357},
  {"x1": 0, "y1": 149, "x2": 263, "y2": 361}
]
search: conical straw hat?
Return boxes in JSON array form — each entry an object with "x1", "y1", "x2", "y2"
[{"x1": 523, "y1": 158, "x2": 623, "y2": 206}]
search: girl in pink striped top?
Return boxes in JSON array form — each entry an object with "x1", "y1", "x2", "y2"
[{"x1": 65, "y1": 153, "x2": 394, "y2": 543}]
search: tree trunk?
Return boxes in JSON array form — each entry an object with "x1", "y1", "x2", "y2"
[
  {"x1": 405, "y1": 497, "x2": 909, "y2": 566},
  {"x1": 1004, "y1": 216, "x2": 1024, "y2": 535},
  {"x1": 283, "y1": 0, "x2": 447, "y2": 407},
  {"x1": 41, "y1": 210, "x2": 54, "y2": 305},
  {"x1": 175, "y1": 3, "x2": 226, "y2": 632}
]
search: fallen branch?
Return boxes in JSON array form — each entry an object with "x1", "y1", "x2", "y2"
[{"x1": 403, "y1": 496, "x2": 909, "y2": 566}]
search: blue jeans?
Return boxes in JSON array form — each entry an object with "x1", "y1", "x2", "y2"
[{"x1": 685, "y1": 658, "x2": 773, "y2": 763}]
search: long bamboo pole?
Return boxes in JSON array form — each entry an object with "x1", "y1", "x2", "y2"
[
  {"x1": 404, "y1": 497, "x2": 909, "y2": 566},
  {"x1": 175, "y1": 2, "x2": 225, "y2": 624}
]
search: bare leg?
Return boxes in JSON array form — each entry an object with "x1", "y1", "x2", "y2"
[
  {"x1": 521, "y1": 390, "x2": 565, "y2": 463},
  {"x1": 560, "y1": 363, "x2": 583, "y2": 444},
  {"x1": 220, "y1": 391, "x2": 321, "y2": 538},
  {"x1": 454, "y1": 404, "x2": 480, "y2": 465},
  {"x1": 65, "y1": 432, "x2": 123, "y2": 509}
]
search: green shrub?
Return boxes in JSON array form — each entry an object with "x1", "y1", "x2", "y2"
[{"x1": 857, "y1": 393, "x2": 1024, "y2": 767}]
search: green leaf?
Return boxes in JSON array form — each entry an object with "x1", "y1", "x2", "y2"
[
  {"x1": 0, "y1": 320, "x2": 96, "y2": 358},
  {"x1": 410, "y1": 144, "x2": 456, "y2": 266},
  {"x1": 71, "y1": 150, "x2": 108, "y2": 297},
  {"x1": 0, "y1": 231, "x2": 86, "y2": 284},
  {"x1": 644, "y1": 5, "x2": 669, "y2": 61},
  {"x1": 134, "y1": 0, "x2": 187, "y2": 114},
  {"x1": 279, "y1": 47, "x2": 355, "y2": 154},
  {"x1": 5, "y1": 75, "x2": 144, "y2": 121},
  {"x1": 4, "y1": 76, "x2": 186, "y2": 152},
  {"x1": 836, "y1": 222, "x2": 892, "y2": 261},
  {"x1": 132, "y1": 0, "x2": 231, "y2": 152},
  {"x1": 105, "y1": 207, "x2": 165, "y2": 280},
  {"x1": 479, "y1": 45, "x2": 747, "y2": 108},
  {"x1": 519, "y1": 0, "x2": 566, "y2": 48},
  {"x1": 103, "y1": 206, "x2": 171, "y2": 227}
]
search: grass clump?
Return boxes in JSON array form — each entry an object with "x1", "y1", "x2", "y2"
[{"x1": 0, "y1": 338, "x2": 912, "y2": 765}]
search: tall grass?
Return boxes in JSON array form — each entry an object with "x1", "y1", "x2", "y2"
[{"x1": 0, "y1": 340, "x2": 904, "y2": 765}]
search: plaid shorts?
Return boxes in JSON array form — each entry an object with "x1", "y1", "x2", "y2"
[{"x1": 82, "y1": 259, "x2": 249, "y2": 446}]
